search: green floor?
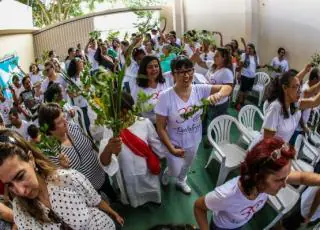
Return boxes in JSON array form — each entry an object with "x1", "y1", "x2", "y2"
[{"x1": 114, "y1": 102, "x2": 315, "y2": 230}]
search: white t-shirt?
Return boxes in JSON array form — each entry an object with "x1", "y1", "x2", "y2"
[
  {"x1": 12, "y1": 120, "x2": 30, "y2": 140},
  {"x1": 41, "y1": 74, "x2": 68, "y2": 100},
  {"x1": 297, "y1": 82, "x2": 311, "y2": 131},
  {"x1": 123, "y1": 61, "x2": 140, "y2": 84},
  {"x1": 262, "y1": 99, "x2": 301, "y2": 142},
  {"x1": 241, "y1": 53, "x2": 259, "y2": 78},
  {"x1": 0, "y1": 99, "x2": 12, "y2": 125},
  {"x1": 130, "y1": 80, "x2": 172, "y2": 124},
  {"x1": 86, "y1": 48, "x2": 99, "y2": 70},
  {"x1": 270, "y1": 56, "x2": 289, "y2": 78},
  {"x1": 12, "y1": 85, "x2": 24, "y2": 100},
  {"x1": 29, "y1": 72, "x2": 43, "y2": 85},
  {"x1": 69, "y1": 77, "x2": 88, "y2": 108},
  {"x1": 195, "y1": 51, "x2": 215, "y2": 76},
  {"x1": 205, "y1": 176, "x2": 268, "y2": 229},
  {"x1": 301, "y1": 186, "x2": 320, "y2": 222},
  {"x1": 155, "y1": 84, "x2": 211, "y2": 149},
  {"x1": 206, "y1": 68, "x2": 233, "y2": 105}
]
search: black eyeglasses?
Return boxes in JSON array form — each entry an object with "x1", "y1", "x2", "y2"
[{"x1": 174, "y1": 68, "x2": 194, "y2": 76}]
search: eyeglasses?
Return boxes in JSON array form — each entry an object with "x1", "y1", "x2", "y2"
[
  {"x1": 0, "y1": 135, "x2": 16, "y2": 145},
  {"x1": 174, "y1": 68, "x2": 194, "y2": 76},
  {"x1": 260, "y1": 143, "x2": 290, "y2": 167}
]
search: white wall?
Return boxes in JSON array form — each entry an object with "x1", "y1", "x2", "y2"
[
  {"x1": 0, "y1": 34, "x2": 35, "y2": 71},
  {"x1": 0, "y1": 0, "x2": 33, "y2": 29},
  {"x1": 184, "y1": 0, "x2": 247, "y2": 44},
  {"x1": 258, "y1": 0, "x2": 320, "y2": 70}
]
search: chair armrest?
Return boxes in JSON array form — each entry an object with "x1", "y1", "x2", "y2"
[
  {"x1": 207, "y1": 134, "x2": 226, "y2": 160},
  {"x1": 303, "y1": 139, "x2": 319, "y2": 158}
]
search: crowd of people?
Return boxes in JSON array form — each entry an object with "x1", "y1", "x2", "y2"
[{"x1": 0, "y1": 27, "x2": 320, "y2": 230}]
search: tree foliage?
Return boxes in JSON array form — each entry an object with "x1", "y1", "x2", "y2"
[{"x1": 18, "y1": 0, "x2": 117, "y2": 27}]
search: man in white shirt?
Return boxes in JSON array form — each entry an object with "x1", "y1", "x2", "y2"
[{"x1": 9, "y1": 108, "x2": 29, "y2": 140}]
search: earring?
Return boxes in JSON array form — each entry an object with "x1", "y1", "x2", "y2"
[{"x1": 35, "y1": 165, "x2": 39, "y2": 172}]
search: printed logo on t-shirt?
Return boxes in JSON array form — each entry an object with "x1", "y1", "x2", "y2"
[
  {"x1": 151, "y1": 90, "x2": 162, "y2": 100},
  {"x1": 239, "y1": 199, "x2": 264, "y2": 219},
  {"x1": 176, "y1": 106, "x2": 201, "y2": 124}
]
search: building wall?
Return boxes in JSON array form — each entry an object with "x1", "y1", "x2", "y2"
[
  {"x1": 0, "y1": 34, "x2": 35, "y2": 71},
  {"x1": 184, "y1": 0, "x2": 247, "y2": 45},
  {"x1": 258, "y1": 0, "x2": 320, "y2": 69},
  {"x1": 33, "y1": 18, "x2": 94, "y2": 60},
  {"x1": 0, "y1": 0, "x2": 33, "y2": 29}
]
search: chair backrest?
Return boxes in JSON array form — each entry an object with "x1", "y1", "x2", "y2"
[
  {"x1": 309, "y1": 108, "x2": 320, "y2": 127},
  {"x1": 255, "y1": 72, "x2": 271, "y2": 86},
  {"x1": 207, "y1": 115, "x2": 245, "y2": 145},
  {"x1": 294, "y1": 134, "x2": 304, "y2": 159},
  {"x1": 238, "y1": 104, "x2": 264, "y2": 131},
  {"x1": 263, "y1": 100, "x2": 269, "y2": 115}
]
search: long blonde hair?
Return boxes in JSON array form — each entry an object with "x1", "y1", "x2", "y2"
[{"x1": 0, "y1": 129, "x2": 57, "y2": 224}]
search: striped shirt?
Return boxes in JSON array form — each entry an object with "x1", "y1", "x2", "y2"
[{"x1": 50, "y1": 123, "x2": 105, "y2": 190}]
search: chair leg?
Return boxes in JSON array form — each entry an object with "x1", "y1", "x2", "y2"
[
  {"x1": 263, "y1": 212, "x2": 283, "y2": 230},
  {"x1": 216, "y1": 165, "x2": 229, "y2": 186},
  {"x1": 205, "y1": 151, "x2": 214, "y2": 168},
  {"x1": 258, "y1": 92, "x2": 261, "y2": 106}
]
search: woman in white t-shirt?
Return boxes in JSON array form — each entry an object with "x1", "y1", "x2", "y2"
[
  {"x1": 235, "y1": 43, "x2": 260, "y2": 111},
  {"x1": 192, "y1": 48, "x2": 234, "y2": 135},
  {"x1": 29, "y1": 63, "x2": 43, "y2": 85},
  {"x1": 67, "y1": 58, "x2": 91, "y2": 135},
  {"x1": 270, "y1": 47, "x2": 289, "y2": 79},
  {"x1": 194, "y1": 137, "x2": 320, "y2": 230},
  {"x1": 155, "y1": 56, "x2": 232, "y2": 194},
  {"x1": 130, "y1": 56, "x2": 172, "y2": 124},
  {"x1": 262, "y1": 67, "x2": 320, "y2": 143}
]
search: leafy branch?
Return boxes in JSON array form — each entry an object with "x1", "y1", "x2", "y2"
[{"x1": 180, "y1": 98, "x2": 211, "y2": 120}]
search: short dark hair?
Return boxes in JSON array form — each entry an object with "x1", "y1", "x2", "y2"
[
  {"x1": 22, "y1": 76, "x2": 30, "y2": 86},
  {"x1": 278, "y1": 47, "x2": 286, "y2": 54},
  {"x1": 12, "y1": 75, "x2": 19, "y2": 82},
  {"x1": 48, "y1": 50, "x2": 55, "y2": 57},
  {"x1": 44, "y1": 83, "x2": 62, "y2": 102},
  {"x1": 27, "y1": 124, "x2": 39, "y2": 139},
  {"x1": 120, "y1": 92, "x2": 134, "y2": 111},
  {"x1": 44, "y1": 61, "x2": 55, "y2": 69},
  {"x1": 132, "y1": 48, "x2": 146, "y2": 61},
  {"x1": 137, "y1": 56, "x2": 165, "y2": 88},
  {"x1": 68, "y1": 47, "x2": 75, "y2": 54},
  {"x1": 121, "y1": 40, "x2": 129, "y2": 47},
  {"x1": 309, "y1": 68, "x2": 320, "y2": 81},
  {"x1": 38, "y1": 103, "x2": 63, "y2": 134},
  {"x1": 170, "y1": 56, "x2": 193, "y2": 73},
  {"x1": 29, "y1": 63, "x2": 39, "y2": 73}
]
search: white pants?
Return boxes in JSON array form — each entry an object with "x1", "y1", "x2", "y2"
[{"x1": 165, "y1": 143, "x2": 200, "y2": 182}]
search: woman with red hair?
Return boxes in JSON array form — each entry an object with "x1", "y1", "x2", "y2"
[{"x1": 194, "y1": 137, "x2": 320, "y2": 230}]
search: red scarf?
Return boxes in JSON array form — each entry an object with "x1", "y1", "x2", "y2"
[{"x1": 120, "y1": 128, "x2": 160, "y2": 175}]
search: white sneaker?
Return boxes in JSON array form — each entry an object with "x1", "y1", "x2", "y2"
[
  {"x1": 176, "y1": 180, "x2": 191, "y2": 194},
  {"x1": 161, "y1": 168, "x2": 169, "y2": 186}
]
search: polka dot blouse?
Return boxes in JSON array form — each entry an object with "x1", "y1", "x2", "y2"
[{"x1": 13, "y1": 169, "x2": 115, "y2": 230}]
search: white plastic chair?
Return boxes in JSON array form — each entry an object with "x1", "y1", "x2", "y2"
[
  {"x1": 232, "y1": 82, "x2": 240, "y2": 103},
  {"x1": 263, "y1": 100, "x2": 269, "y2": 115},
  {"x1": 251, "y1": 72, "x2": 271, "y2": 106},
  {"x1": 206, "y1": 115, "x2": 253, "y2": 186},
  {"x1": 238, "y1": 105, "x2": 264, "y2": 145},
  {"x1": 295, "y1": 134, "x2": 320, "y2": 167},
  {"x1": 264, "y1": 185, "x2": 300, "y2": 230},
  {"x1": 72, "y1": 106, "x2": 89, "y2": 136},
  {"x1": 308, "y1": 109, "x2": 320, "y2": 146}
]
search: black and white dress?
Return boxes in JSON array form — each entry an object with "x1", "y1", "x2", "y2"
[
  {"x1": 50, "y1": 123, "x2": 106, "y2": 190},
  {"x1": 13, "y1": 169, "x2": 115, "y2": 229}
]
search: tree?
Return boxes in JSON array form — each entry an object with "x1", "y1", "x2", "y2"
[{"x1": 18, "y1": 0, "x2": 117, "y2": 28}]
